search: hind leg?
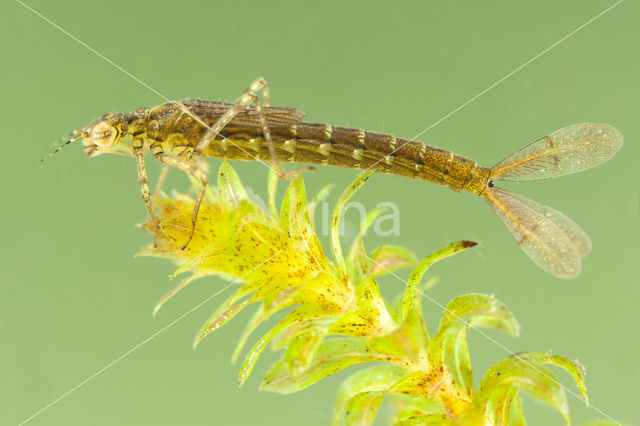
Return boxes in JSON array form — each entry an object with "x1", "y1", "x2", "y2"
[
  {"x1": 152, "y1": 148, "x2": 207, "y2": 250},
  {"x1": 152, "y1": 164, "x2": 170, "y2": 198}
]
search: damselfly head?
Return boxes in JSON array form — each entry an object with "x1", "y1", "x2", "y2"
[
  {"x1": 82, "y1": 113, "x2": 128, "y2": 158},
  {"x1": 41, "y1": 112, "x2": 130, "y2": 163}
]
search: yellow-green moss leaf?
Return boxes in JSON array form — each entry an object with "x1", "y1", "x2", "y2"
[
  {"x1": 238, "y1": 306, "x2": 324, "y2": 390},
  {"x1": 393, "y1": 414, "x2": 450, "y2": 426},
  {"x1": 217, "y1": 160, "x2": 248, "y2": 210},
  {"x1": 331, "y1": 171, "x2": 375, "y2": 278},
  {"x1": 428, "y1": 294, "x2": 519, "y2": 399},
  {"x1": 261, "y1": 338, "x2": 397, "y2": 394},
  {"x1": 474, "y1": 352, "x2": 576, "y2": 424},
  {"x1": 343, "y1": 392, "x2": 387, "y2": 426},
  {"x1": 194, "y1": 299, "x2": 250, "y2": 346},
  {"x1": 283, "y1": 328, "x2": 327, "y2": 376},
  {"x1": 366, "y1": 308, "x2": 429, "y2": 369},
  {"x1": 332, "y1": 365, "x2": 406, "y2": 426},
  {"x1": 402, "y1": 241, "x2": 478, "y2": 321},
  {"x1": 368, "y1": 245, "x2": 418, "y2": 277}
]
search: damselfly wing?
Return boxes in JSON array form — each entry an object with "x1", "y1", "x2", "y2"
[{"x1": 485, "y1": 123, "x2": 622, "y2": 277}]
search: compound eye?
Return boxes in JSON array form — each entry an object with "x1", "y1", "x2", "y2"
[{"x1": 91, "y1": 121, "x2": 117, "y2": 147}]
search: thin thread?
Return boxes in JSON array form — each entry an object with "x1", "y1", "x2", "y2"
[{"x1": 18, "y1": 251, "x2": 281, "y2": 425}]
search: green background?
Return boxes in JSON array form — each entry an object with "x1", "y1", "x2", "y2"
[{"x1": 2, "y1": 1, "x2": 638, "y2": 424}]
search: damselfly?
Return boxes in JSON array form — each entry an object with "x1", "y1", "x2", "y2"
[{"x1": 47, "y1": 78, "x2": 623, "y2": 278}]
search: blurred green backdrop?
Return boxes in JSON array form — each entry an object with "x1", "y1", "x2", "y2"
[{"x1": 2, "y1": 1, "x2": 638, "y2": 424}]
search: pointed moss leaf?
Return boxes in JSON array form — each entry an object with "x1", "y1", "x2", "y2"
[
  {"x1": 461, "y1": 386, "x2": 520, "y2": 426},
  {"x1": 391, "y1": 371, "x2": 471, "y2": 417},
  {"x1": 345, "y1": 206, "x2": 384, "y2": 282},
  {"x1": 261, "y1": 338, "x2": 396, "y2": 393},
  {"x1": 427, "y1": 294, "x2": 519, "y2": 398},
  {"x1": 386, "y1": 395, "x2": 444, "y2": 424},
  {"x1": 475, "y1": 353, "x2": 572, "y2": 424},
  {"x1": 238, "y1": 308, "x2": 304, "y2": 390},
  {"x1": 420, "y1": 277, "x2": 439, "y2": 292},
  {"x1": 366, "y1": 308, "x2": 429, "y2": 368},
  {"x1": 248, "y1": 285, "x2": 297, "y2": 313},
  {"x1": 232, "y1": 304, "x2": 265, "y2": 363},
  {"x1": 508, "y1": 392, "x2": 526, "y2": 426},
  {"x1": 238, "y1": 306, "x2": 325, "y2": 390},
  {"x1": 329, "y1": 308, "x2": 394, "y2": 337},
  {"x1": 343, "y1": 391, "x2": 387, "y2": 426},
  {"x1": 347, "y1": 237, "x2": 371, "y2": 284},
  {"x1": 271, "y1": 316, "x2": 335, "y2": 351},
  {"x1": 368, "y1": 245, "x2": 418, "y2": 277},
  {"x1": 402, "y1": 241, "x2": 478, "y2": 321},
  {"x1": 153, "y1": 271, "x2": 211, "y2": 316},
  {"x1": 407, "y1": 241, "x2": 478, "y2": 289},
  {"x1": 194, "y1": 299, "x2": 250, "y2": 347},
  {"x1": 217, "y1": 160, "x2": 248, "y2": 210},
  {"x1": 192, "y1": 289, "x2": 249, "y2": 346},
  {"x1": 443, "y1": 322, "x2": 474, "y2": 400},
  {"x1": 352, "y1": 270, "x2": 390, "y2": 311},
  {"x1": 360, "y1": 206, "x2": 387, "y2": 235},
  {"x1": 290, "y1": 271, "x2": 352, "y2": 315},
  {"x1": 156, "y1": 214, "x2": 207, "y2": 257},
  {"x1": 518, "y1": 353, "x2": 588, "y2": 404},
  {"x1": 168, "y1": 243, "x2": 217, "y2": 276},
  {"x1": 231, "y1": 287, "x2": 304, "y2": 356},
  {"x1": 227, "y1": 200, "x2": 263, "y2": 241},
  {"x1": 267, "y1": 166, "x2": 279, "y2": 219},
  {"x1": 308, "y1": 183, "x2": 334, "y2": 226},
  {"x1": 222, "y1": 282, "x2": 255, "y2": 309},
  {"x1": 233, "y1": 288, "x2": 303, "y2": 362},
  {"x1": 329, "y1": 274, "x2": 396, "y2": 337},
  {"x1": 280, "y1": 175, "x2": 310, "y2": 231},
  {"x1": 332, "y1": 365, "x2": 406, "y2": 426},
  {"x1": 345, "y1": 207, "x2": 387, "y2": 283},
  {"x1": 232, "y1": 197, "x2": 263, "y2": 220},
  {"x1": 438, "y1": 294, "x2": 519, "y2": 336},
  {"x1": 238, "y1": 209, "x2": 280, "y2": 232},
  {"x1": 392, "y1": 414, "x2": 450, "y2": 425},
  {"x1": 276, "y1": 178, "x2": 328, "y2": 279},
  {"x1": 283, "y1": 328, "x2": 327, "y2": 376},
  {"x1": 331, "y1": 170, "x2": 376, "y2": 278},
  {"x1": 266, "y1": 274, "x2": 348, "y2": 354},
  {"x1": 383, "y1": 297, "x2": 403, "y2": 326}
]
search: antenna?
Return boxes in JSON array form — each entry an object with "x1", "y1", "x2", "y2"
[{"x1": 40, "y1": 131, "x2": 87, "y2": 163}]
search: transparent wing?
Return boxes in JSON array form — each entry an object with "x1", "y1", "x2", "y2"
[
  {"x1": 483, "y1": 187, "x2": 581, "y2": 278},
  {"x1": 504, "y1": 191, "x2": 591, "y2": 259},
  {"x1": 491, "y1": 123, "x2": 623, "y2": 181}
]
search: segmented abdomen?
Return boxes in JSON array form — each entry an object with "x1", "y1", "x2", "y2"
[
  {"x1": 290, "y1": 123, "x2": 490, "y2": 194},
  {"x1": 144, "y1": 109, "x2": 490, "y2": 195}
]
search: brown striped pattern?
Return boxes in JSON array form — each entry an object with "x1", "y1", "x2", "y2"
[{"x1": 125, "y1": 101, "x2": 492, "y2": 196}]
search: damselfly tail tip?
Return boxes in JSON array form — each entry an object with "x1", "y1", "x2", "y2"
[{"x1": 40, "y1": 131, "x2": 86, "y2": 164}]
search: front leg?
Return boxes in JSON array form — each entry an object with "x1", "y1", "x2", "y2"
[{"x1": 133, "y1": 137, "x2": 158, "y2": 228}]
